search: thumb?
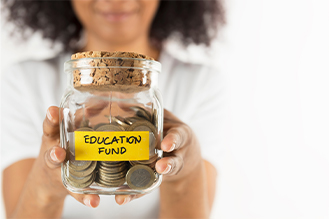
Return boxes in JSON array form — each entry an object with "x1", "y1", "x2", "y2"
[{"x1": 43, "y1": 106, "x2": 60, "y2": 139}]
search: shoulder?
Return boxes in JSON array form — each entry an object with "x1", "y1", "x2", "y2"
[
  {"x1": 1, "y1": 53, "x2": 69, "y2": 91},
  {"x1": 161, "y1": 49, "x2": 221, "y2": 91},
  {"x1": 3, "y1": 53, "x2": 67, "y2": 78}
]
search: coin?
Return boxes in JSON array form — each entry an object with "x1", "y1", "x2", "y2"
[
  {"x1": 69, "y1": 161, "x2": 97, "y2": 177},
  {"x1": 96, "y1": 176, "x2": 126, "y2": 187},
  {"x1": 65, "y1": 167, "x2": 94, "y2": 184},
  {"x1": 68, "y1": 172, "x2": 96, "y2": 188},
  {"x1": 126, "y1": 165, "x2": 155, "y2": 190},
  {"x1": 76, "y1": 127, "x2": 93, "y2": 131},
  {"x1": 111, "y1": 116, "x2": 130, "y2": 127},
  {"x1": 98, "y1": 171, "x2": 127, "y2": 181},
  {"x1": 130, "y1": 106, "x2": 152, "y2": 121},
  {"x1": 95, "y1": 124, "x2": 125, "y2": 131},
  {"x1": 99, "y1": 161, "x2": 127, "y2": 168},
  {"x1": 124, "y1": 116, "x2": 144, "y2": 125},
  {"x1": 98, "y1": 164, "x2": 127, "y2": 173},
  {"x1": 68, "y1": 160, "x2": 92, "y2": 171},
  {"x1": 93, "y1": 123, "x2": 109, "y2": 130}
]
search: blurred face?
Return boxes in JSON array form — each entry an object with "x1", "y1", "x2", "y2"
[{"x1": 71, "y1": 0, "x2": 160, "y2": 45}]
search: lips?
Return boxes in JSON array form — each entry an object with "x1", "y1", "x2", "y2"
[{"x1": 99, "y1": 11, "x2": 135, "y2": 22}]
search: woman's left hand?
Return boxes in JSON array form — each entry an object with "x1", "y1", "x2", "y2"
[{"x1": 115, "y1": 109, "x2": 202, "y2": 205}]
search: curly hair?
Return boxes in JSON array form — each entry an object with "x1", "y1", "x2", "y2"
[{"x1": 3, "y1": 0, "x2": 225, "y2": 51}]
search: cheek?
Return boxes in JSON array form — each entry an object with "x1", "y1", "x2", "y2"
[
  {"x1": 71, "y1": 0, "x2": 95, "y2": 30},
  {"x1": 140, "y1": 0, "x2": 159, "y2": 27}
]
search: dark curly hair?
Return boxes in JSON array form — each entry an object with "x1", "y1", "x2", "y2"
[{"x1": 3, "y1": 0, "x2": 225, "y2": 51}]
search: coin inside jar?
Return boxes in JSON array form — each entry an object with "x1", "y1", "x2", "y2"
[
  {"x1": 130, "y1": 106, "x2": 152, "y2": 121},
  {"x1": 126, "y1": 165, "x2": 155, "y2": 190},
  {"x1": 95, "y1": 124, "x2": 125, "y2": 131}
]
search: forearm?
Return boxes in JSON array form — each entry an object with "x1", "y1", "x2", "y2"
[
  {"x1": 8, "y1": 163, "x2": 66, "y2": 219},
  {"x1": 159, "y1": 160, "x2": 210, "y2": 219}
]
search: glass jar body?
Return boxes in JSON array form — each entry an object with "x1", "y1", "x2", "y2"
[{"x1": 60, "y1": 57, "x2": 163, "y2": 195}]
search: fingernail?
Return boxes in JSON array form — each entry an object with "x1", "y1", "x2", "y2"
[
  {"x1": 168, "y1": 143, "x2": 176, "y2": 152},
  {"x1": 46, "y1": 109, "x2": 53, "y2": 121},
  {"x1": 162, "y1": 164, "x2": 172, "y2": 174},
  {"x1": 121, "y1": 196, "x2": 131, "y2": 205},
  {"x1": 84, "y1": 198, "x2": 92, "y2": 208},
  {"x1": 50, "y1": 149, "x2": 58, "y2": 162}
]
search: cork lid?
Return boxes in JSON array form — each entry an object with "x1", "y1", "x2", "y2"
[{"x1": 66, "y1": 51, "x2": 161, "y2": 93}]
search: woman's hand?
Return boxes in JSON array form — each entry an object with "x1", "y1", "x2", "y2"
[
  {"x1": 3, "y1": 106, "x2": 102, "y2": 218},
  {"x1": 115, "y1": 109, "x2": 203, "y2": 205},
  {"x1": 31, "y1": 106, "x2": 100, "y2": 207}
]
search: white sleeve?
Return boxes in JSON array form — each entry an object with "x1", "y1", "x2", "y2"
[
  {"x1": 184, "y1": 66, "x2": 228, "y2": 168},
  {"x1": 1, "y1": 64, "x2": 41, "y2": 170}
]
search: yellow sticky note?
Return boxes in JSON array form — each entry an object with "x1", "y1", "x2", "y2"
[{"x1": 74, "y1": 131, "x2": 149, "y2": 161}]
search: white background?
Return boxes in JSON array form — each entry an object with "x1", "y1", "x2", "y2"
[{"x1": 1, "y1": 0, "x2": 329, "y2": 218}]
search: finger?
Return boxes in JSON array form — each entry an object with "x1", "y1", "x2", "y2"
[
  {"x1": 69, "y1": 193, "x2": 100, "y2": 208},
  {"x1": 43, "y1": 106, "x2": 60, "y2": 138},
  {"x1": 161, "y1": 125, "x2": 191, "y2": 152},
  {"x1": 44, "y1": 146, "x2": 66, "y2": 169},
  {"x1": 115, "y1": 194, "x2": 145, "y2": 205},
  {"x1": 155, "y1": 156, "x2": 184, "y2": 176}
]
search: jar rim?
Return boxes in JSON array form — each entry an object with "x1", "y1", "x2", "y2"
[{"x1": 65, "y1": 57, "x2": 161, "y2": 73}]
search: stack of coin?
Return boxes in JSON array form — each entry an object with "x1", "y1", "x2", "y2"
[
  {"x1": 96, "y1": 161, "x2": 128, "y2": 187},
  {"x1": 65, "y1": 160, "x2": 97, "y2": 188}
]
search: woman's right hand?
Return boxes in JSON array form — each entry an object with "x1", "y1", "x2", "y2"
[{"x1": 28, "y1": 106, "x2": 100, "y2": 208}]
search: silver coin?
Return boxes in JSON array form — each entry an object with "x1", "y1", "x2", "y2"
[
  {"x1": 126, "y1": 165, "x2": 155, "y2": 190},
  {"x1": 95, "y1": 124, "x2": 125, "y2": 131}
]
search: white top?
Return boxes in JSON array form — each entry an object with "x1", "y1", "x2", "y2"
[{"x1": 1, "y1": 49, "x2": 223, "y2": 218}]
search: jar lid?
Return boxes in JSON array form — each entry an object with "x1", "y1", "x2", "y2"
[{"x1": 65, "y1": 51, "x2": 161, "y2": 92}]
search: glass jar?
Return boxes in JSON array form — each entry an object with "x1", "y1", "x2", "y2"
[{"x1": 59, "y1": 51, "x2": 163, "y2": 195}]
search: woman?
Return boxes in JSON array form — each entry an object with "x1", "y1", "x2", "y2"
[{"x1": 2, "y1": 0, "x2": 225, "y2": 218}]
